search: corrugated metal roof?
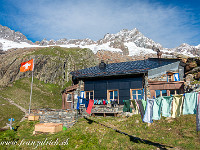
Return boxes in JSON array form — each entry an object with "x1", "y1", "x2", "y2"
[{"x1": 71, "y1": 58, "x2": 180, "y2": 79}]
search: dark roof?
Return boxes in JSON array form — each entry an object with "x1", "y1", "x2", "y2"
[{"x1": 71, "y1": 58, "x2": 181, "y2": 79}]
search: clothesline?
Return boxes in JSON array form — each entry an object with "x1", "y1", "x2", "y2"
[{"x1": 132, "y1": 92, "x2": 200, "y2": 132}]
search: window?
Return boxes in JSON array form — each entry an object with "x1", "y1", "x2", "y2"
[
  {"x1": 155, "y1": 90, "x2": 167, "y2": 98},
  {"x1": 107, "y1": 90, "x2": 119, "y2": 103},
  {"x1": 170, "y1": 90, "x2": 175, "y2": 95},
  {"x1": 169, "y1": 89, "x2": 181, "y2": 95},
  {"x1": 162, "y1": 90, "x2": 167, "y2": 96},
  {"x1": 85, "y1": 91, "x2": 94, "y2": 100},
  {"x1": 167, "y1": 72, "x2": 180, "y2": 82},
  {"x1": 131, "y1": 89, "x2": 143, "y2": 100},
  {"x1": 156, "y1": 90, "x2": 161, "y2": 98},
  {"x1": 168, "y1": 75, "x2": 172, "y2": 82},
  {"x1": 176, "y1": 89, "x2": 181, "y2": 94},
  {"x1": 66, "y1": 94, "x2": 72, "y2": 101}
]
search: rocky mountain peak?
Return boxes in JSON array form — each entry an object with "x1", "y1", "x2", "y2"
[
  {"x1": 0, "y1": 25, "x2": 33, "y2": 44},
  {"x1": 97, "y1": 28, "x2": 162, "y2": 50},
  {"x1": 169, "y1": 43, "x2": 200, "y2": 57},
  {"x1": 179, "y1": 43, "x2": 191, "y2": 47},
  {"x1": 39, "y1": 38, "x2": 49, "y2": 46},
  {"x1": 0, "y1": 24, "x2": 199, "y2": 57}
]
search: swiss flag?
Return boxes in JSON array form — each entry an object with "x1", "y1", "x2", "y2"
[{"x1": 20, "y1": 59, "x2": 34, "y2": 72}]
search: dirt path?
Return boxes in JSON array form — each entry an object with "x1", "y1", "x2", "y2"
[{"x1": 0, "y1": 95, "x2": 26, "y2": 122}]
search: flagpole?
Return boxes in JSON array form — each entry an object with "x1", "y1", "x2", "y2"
[{"x1": 29, "y1": 59, "x2": 34, "y2": 114}]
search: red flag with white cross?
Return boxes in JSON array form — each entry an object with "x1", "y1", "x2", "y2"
[{"x1": 20, "y1": 59, "x2": 34, "y2": 72}]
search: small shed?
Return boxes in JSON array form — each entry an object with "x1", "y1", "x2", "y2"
[{"x1": 62, "y1": 84, "x2": 79, "y2": 109}]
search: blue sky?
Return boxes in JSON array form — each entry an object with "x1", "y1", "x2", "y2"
[{"x1": 0, "y1": 0, "x2": 199, "y2": 48}]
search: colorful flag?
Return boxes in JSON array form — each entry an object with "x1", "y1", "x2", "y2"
[{"x1": 20, "y1": 59, "x2": 34, "y2": 72}]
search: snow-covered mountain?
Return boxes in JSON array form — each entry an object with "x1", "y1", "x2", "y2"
[
  {"x1": 0, "y1": 25, "x2": 33, "y2": 44},
  {"x1": 0, "y1": 38, "x2": 44, "y2": 51},
  {"x1": 169, "y1": 43, "x2": 200, "y2": 57},
  {"x1": 98, "y1": 28, "x2": 162, "y2": 49},
  {"x1": 0, "y1": 24, "x2": 39, "y2": 51},
  {"x1": 0, "y1": 24, "x2": 199, "y2": 57},
  {"x1": 195, "y1": 44, "x2": 200, "y2": 49},
  {"x1": 35, "y1": 28, "x2": 162, "y2": 56}
]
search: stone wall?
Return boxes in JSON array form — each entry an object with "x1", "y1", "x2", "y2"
[
  {"x1": 29, "y1": 109, "x2": 78, "y2": 128},
  {"x1": 28, "y1": 105, "x2": 128, "y2": 128}
]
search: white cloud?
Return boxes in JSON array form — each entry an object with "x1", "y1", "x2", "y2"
[{"x1": 7, "y1": 0, "x2": 200, "y2": 48}]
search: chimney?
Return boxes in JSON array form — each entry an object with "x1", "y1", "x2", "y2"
[{"x1": 99, "y1": 60, "x2": 106, "y2": 70}]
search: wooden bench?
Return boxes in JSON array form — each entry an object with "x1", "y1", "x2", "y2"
[{"x1": 91, "y1": 112, "x2": 118, "y2": 117}]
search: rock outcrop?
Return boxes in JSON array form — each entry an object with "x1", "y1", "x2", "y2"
[
  {"x1": 183, "y1": 57, "x2": 200, "y2": 92},
  {"x1": 0, "y1": 47, "x2": 98, "y2": 87}
]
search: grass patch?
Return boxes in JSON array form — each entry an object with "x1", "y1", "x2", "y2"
[
  {"x1": 0, "y1": 77, "x2": 67, "y2": 128},
  {"x1": 0, "y1": 78, "x2": 65, "y2": 110},
  {"x1": 0, "y1": 115, "x2": 199, "y2": 149},
  {"x1": 26, "y1": 46, "x2": 94, "y2": 60},
  {"x1": 0, "y1": 97, "x2": 24, "y2": 128}
]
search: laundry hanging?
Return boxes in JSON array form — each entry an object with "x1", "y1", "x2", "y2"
[
  {"x1": 143, "y1": 99, "x2": 154, "y2": 123},
  {"x1": 123, "y1": 100, "x2": 132, "y2": 112},
  {"x1": 137, "y1": 100, "x2": 145, "y2": 119},
  {"x1": 86, "y1": 99, "x2": 94, "y2": 114},
  {"x1": 76, "y1": 96, "x2": 80, "y2": 110},
  {"x1": 131, "y1": 100, "x2": 139, "y2": 114},
  {"x1": 141, "y1": 99, "x2": 147, "y2": 112},
  {"x1": 94, "y1": 100, "x2": 97, "y2": 105},
  {"x1": 183, "y1": 92, "x2": 198, "y2": 115},
  {"x1": 152, "y1": 97, "x2": 163, "y2": 120},
  {"x1": 196, "y1": 92, "x2": 200, "y2": 132},
  {"x1": 172, "y1": 95, "x2": 184, "y2": 118},
  {"x1": 100, "y1": 100, "x2": 103, "y2": 105},
  {"x1": 162, "y1": 96, "x2": 173, "y2": 117},
  {"x1": 98, "y1": 100, "x2": 101, "y2": 105},
  {"x1": 82, "y1": 98, "x2": 89, "y2": 108},
  {"x1": 103, "y1": 100, "x2": 106, "y2": 105}
]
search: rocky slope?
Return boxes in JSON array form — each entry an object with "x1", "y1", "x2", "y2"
[
  {"x1": 0, "y1": 47, "x2": 98, "y2": 87},
  {"x1": 182, "y1": 57, "x2": 200, "y2": 92}
]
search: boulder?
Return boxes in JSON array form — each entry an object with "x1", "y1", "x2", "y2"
[
  {"x1": 185, "y1": 61, "x2": 197, "y2": 72},
  {"x1": 196, "y1": 72, "x2": 200, "y2": 79},
  {"x1": 185, "y1": 74, "x2": 194, "y2": 83}
]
